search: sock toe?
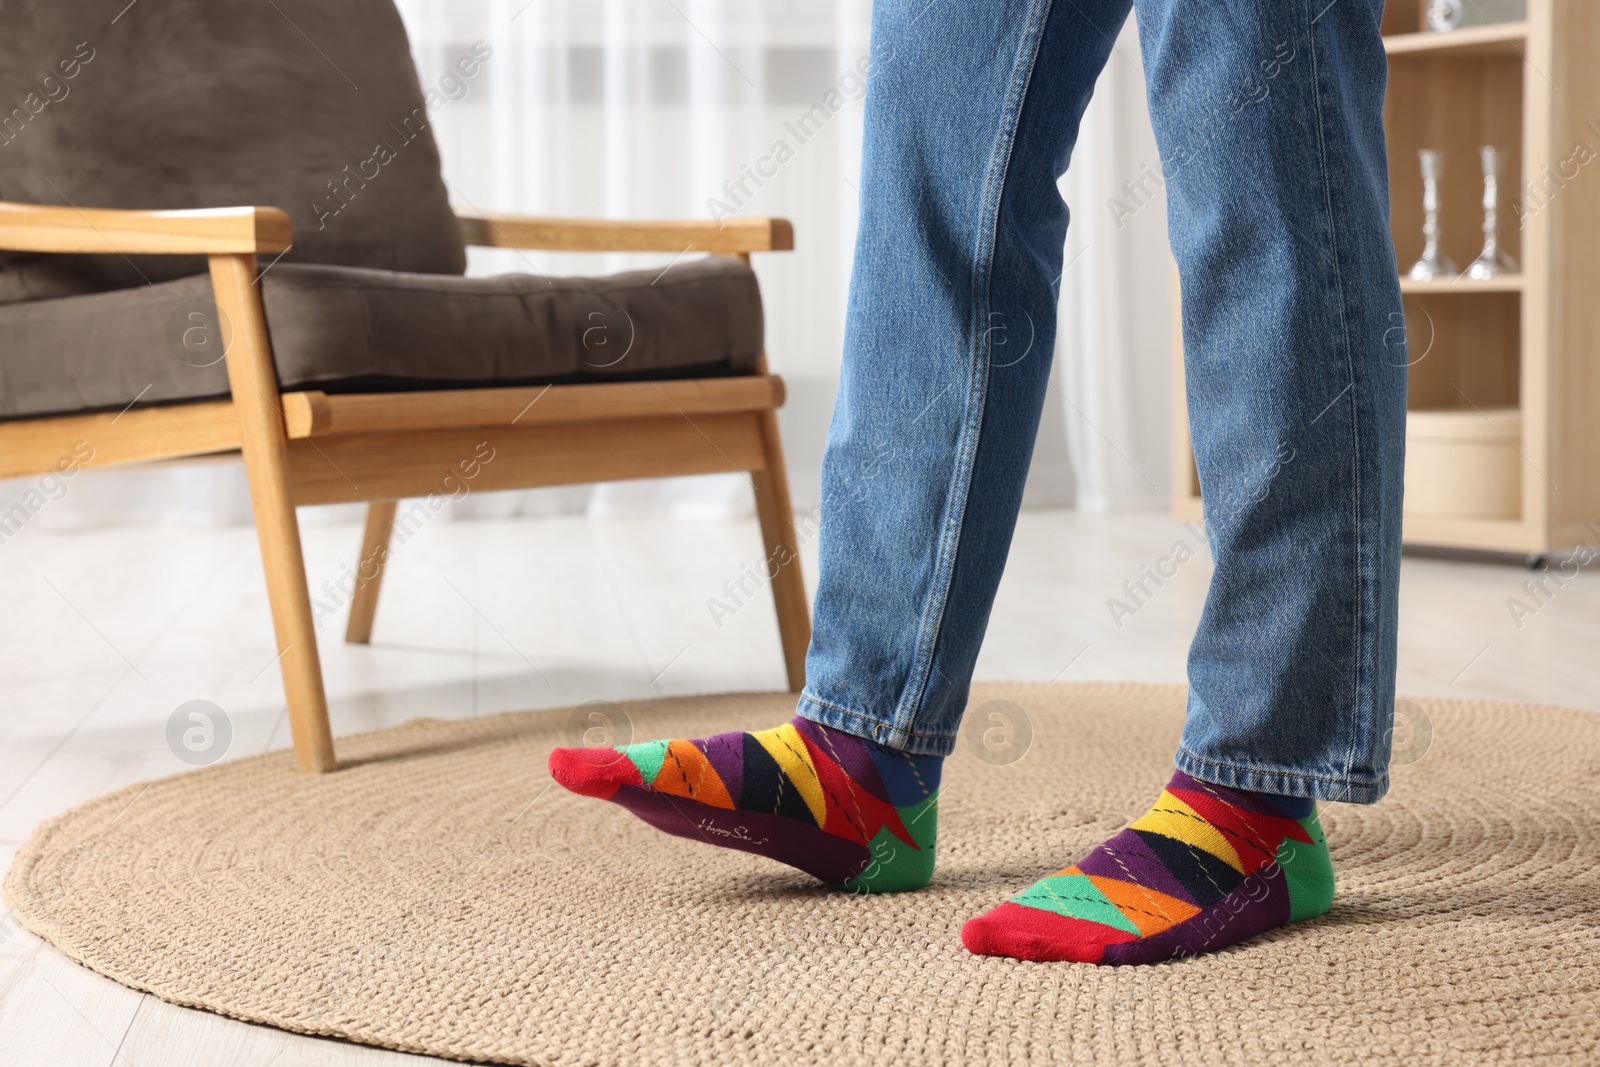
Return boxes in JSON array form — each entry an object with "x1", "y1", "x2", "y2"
[
  {"x1": 548, "y1": 746, "x2": 643, "y2": 799},
  {"x1": 962, "y1": 903, "x2": 1134, "y2": 964}
]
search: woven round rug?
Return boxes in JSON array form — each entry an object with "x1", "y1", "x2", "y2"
[{"x1": 6, "y1": 683, "x2": 1599, "y2": 1065}]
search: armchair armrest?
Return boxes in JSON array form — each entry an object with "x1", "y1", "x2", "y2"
[
  {"x1": 0, "y1": 201, "x2": 292, "y2": 255},
  {"x1": 456, "y1": 210, "x2": 793, "y2": 254}
]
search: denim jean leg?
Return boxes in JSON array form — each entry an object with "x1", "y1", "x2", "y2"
[
  {"x1": 795, "y1": 0, "x2": 1133, "y2": 756},
  {"x1": 1131, "y1": 0, "x2": 1408, "y2": 803}
]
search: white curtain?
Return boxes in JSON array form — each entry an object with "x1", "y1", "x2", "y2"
[
  {"x1": 1056, "y1": 19, "x2": 1174, "y2": 512},
  {"x1": 1, "y1": 3, "x2": 1173, "y2": 530}
]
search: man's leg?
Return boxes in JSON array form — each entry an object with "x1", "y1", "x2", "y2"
[
  {"x1": 965, "y1": 0, "x2": 1406, "y2": 962},
  {"x1": 1151, "y1": 0, "x2": 1406, "y2": 805},
  {"x1": 550, "y1": 0, "x2": 1133, "y2": 891},
  {"x1": 797, "y1": 0, "x2": 1134, "y2": 754}
]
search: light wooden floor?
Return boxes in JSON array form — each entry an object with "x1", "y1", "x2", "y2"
[{"x1": 2, "y1": 507, "x2": 1596, "y2": 1065}]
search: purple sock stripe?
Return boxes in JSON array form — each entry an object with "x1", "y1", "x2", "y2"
[
  {"x1": 696, "y1": 731, "x2": 746, "y2": 805},
  {"x1": 609, "y1": 783, "x2": 872, "y2": 886},
  {"x1": 1099, "y1": 860, "x2": 1292, "y2": 965},
  {"x1": 790, "y1": 716, "x2": 893, "y2": 806},
  {"x1": 1074, "y1": 827, "x2": 1201, "y2": 908}
]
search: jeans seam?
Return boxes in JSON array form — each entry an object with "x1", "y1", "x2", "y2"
[
  {"x1": 798, "y1": 693, "x2": 958, "y2": 743},
  {"x1": 1305, "y1": 0, "x2": 1368, "y2": 790},
  {"x1": 893, "y1": 0, "x2": 1058, "y2": 737},
  {"x1": 1177, "y1": 746, "x2": 1384, "y2": 788}
]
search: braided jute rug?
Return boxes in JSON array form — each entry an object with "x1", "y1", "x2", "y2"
[{"x1": 6, "y1": 683, "x2": 1599, "y2": 1066}]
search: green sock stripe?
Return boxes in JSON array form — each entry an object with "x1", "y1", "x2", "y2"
[
  {"x1": 840, "y1": 796, "x2": 939, "y2": 894},
  {"x1": 1279, "y1": 808, "x2": 1334, "y2": 923},
  {"x1": 620, "y1": 739, "x2": 668, "y2": 784},
  {"x1": 1013, "y1": 872, "x2": 1142, "y2": 933}
]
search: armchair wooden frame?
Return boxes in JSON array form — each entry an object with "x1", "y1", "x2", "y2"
[{"x1": 0, "y1": 201, "x2": 810, "y2": 773}]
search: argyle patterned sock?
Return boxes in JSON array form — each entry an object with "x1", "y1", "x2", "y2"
[
  {"x1": 962, "y1": 769, "x2": 1334, "y2": 964},
  {"x1": 548, "y1": 716, "x2": 940, "y2": 892}
]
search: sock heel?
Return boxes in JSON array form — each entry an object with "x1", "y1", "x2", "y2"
[
  {"x1": 1279, "y1": 808, "x2": 1335, "y2": 923},
  {"x1": 840, "y1": 793, "x2": 939, "y2": 893}
]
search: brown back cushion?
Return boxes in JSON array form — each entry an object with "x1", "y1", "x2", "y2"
[{"x1": 0, "y1": 0, "x2": 465, "y2": 302}]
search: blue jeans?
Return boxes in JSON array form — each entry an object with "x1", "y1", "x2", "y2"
[{"x1": 795, "y1": 0, "x2": 1406, "y2": 804}]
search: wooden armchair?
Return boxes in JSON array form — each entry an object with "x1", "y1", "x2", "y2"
[{"x1": 0, "y1": 202, "x2": 810, "y2": 772}]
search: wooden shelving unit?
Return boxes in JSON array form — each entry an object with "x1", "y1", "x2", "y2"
[
  {"x1": 1399, "y1": 276, "x2": 1525, "y2": 294},
  {"x1": 1172, "y1": 0, "x2": 1600, "y2": 562},
  {"x1": 1381, "y1": 22, "x2": 1529, "y2": 57}
]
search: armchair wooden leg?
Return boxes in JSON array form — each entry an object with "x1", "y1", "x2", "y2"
[
  {"x1": 345, "y1": 500, "x2": 398, "y2": 644},
  {"x1": 750, "y1": 409, "x2": 811, "y2": 693},
  {"x1": 210, "y1": 252, "x2": 337, "y2": 773}
]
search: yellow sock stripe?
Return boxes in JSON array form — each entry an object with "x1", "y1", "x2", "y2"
[
  {"x1": 750, "y1": 723, "x2": 827, "y2": 827},
  {"x1": 1128, "y1": 791, "x2": 1245, "y2": 873}
]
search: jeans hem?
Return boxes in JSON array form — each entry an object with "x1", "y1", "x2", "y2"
[
  {"x1": 795, "y1": 693, "x2": 958, "y2": 757},
  {"x1": 1174, "y1": 747, "x2": 1387, "y2": 805}
]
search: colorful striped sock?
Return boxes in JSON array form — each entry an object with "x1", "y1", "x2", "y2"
[
  {"x1": 962, "y1": 770, "x2": 1334, "y2": 964},
  {"x1": 548, "y1": 716, "x2": 940, "y2": 893}
]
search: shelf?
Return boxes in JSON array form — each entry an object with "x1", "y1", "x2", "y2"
[
  {"x1": 1407, "y1": 404, "x2": 1520, "y2": 437},
  {"x1": 1400, "y1": 514, "x2": 1538, "y2": 553},
  {"x1": 1399, "y1": 275, "x2": 1525, "y2": 294},
  {"x1": 1383, "y1": 22, "x2": 1529, "y2": 57}
]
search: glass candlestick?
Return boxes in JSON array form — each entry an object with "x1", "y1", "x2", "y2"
[
  {"x1": 1427, "y1": 0, "x2": 1463, "y2": 32},
  {"x1": 1408, "y1": 149, "x2": 1457, "y2": 281},
  {"x1": 1467, "y1": 145, "x2": 1518, "y2": 279}
]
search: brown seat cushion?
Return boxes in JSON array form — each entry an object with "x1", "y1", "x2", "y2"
[
  {"x1": 0, "y1": 257, "x2": 764, "y2": 421},
  {"x1": 0, "y1": 0, "x2": 464, "y2": 302}
]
